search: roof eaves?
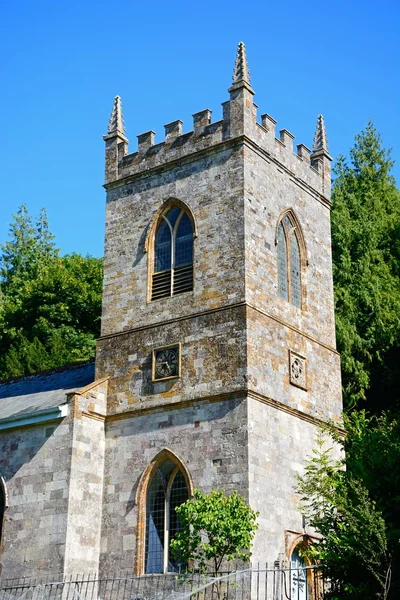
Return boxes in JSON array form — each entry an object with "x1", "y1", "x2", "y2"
[{"x1": 0, "y1": 403, "x2": 69, "y2": 431}]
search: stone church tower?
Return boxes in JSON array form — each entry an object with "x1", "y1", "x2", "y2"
[
  {"x1": 0, "y1": 42, "x2": 342, "y2": 579},
  {"x1": 96, "y1": 42, "x2": 342, "y2": 573}
]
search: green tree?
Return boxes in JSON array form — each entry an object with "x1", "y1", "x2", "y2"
[
  {"x1": 170, "y1": 489, "x2": 258, "y2": 576},
  {"x1": 297, "y1": 123, "x2": 400, "y2": 599},
  {"x1": 0, "y1": 204, "x2": 57, "y2": 294},
  {"x1": 331, "y1": 122, "x2": 400, "y2": 410},
  {"x1": 1, "y1": 334, "x2": 51, "y2": 378},
  {"x1": 344, "y1": 411, "x2": 400, "y2": 598},
  {"x1": 0, "y1": 206, "x2": 103, "y2": 379},
  {"x1": 297, "y1": 434, "x2": 391, "y2": 600}
]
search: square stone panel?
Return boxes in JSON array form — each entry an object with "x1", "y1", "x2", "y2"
[{"x1": 289, "y1": 350, "x2": 307, "y2": 390}]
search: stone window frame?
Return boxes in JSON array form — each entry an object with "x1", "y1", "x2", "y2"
[
  {"x1": 144, "y1": 198, "x2": 197, "y2": 303},
  {"x1": 275, "y1": 208, "x2": 307, "y2": 309},
  {"x1": 0, "y1": 475, "x2": 9, "y2": 554},
  {"x1": 134, "y1": 448, "x2": 194, "y2": 576}
]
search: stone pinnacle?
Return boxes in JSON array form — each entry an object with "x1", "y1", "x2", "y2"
[
  {"x1": 313, "y1": 114, "x2": 329, "y2": 154},
  {"x1": 232, "y1": 41, "x2": 250, "y2": 85},
  {"x1": 108, "y1": 95, "x2": 125, "y2": 136}
]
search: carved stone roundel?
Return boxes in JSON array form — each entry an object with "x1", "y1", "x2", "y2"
[
  {"x1": 291, "y1": 358, "x2": 303, "y2": 381},
  {"x1": 289, "y1": 351, "x2": 307, "y2": 389}
]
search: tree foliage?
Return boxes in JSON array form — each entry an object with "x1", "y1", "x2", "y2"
[
  {"x1": 170, "y1": 489, "x2": 259, "y2": 575},
  {"x1": 331, "y1": 122, "x2": 400, "y2": 409},
  {"x1": 344, "y1": 411, "x2": 400, "y2": 595},
  {"x1": 0, "y1": 205, "x2": 103, "y2": 379},
  {"x1": 297, "y1": 123, "x2": 400, "y2": 599},
  {"x1": 297, "y1": 432, "x2": 392, "y2": 600}
]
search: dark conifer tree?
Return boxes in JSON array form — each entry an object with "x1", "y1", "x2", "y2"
[
  {"x1": 331, "y1": 122, "x2": 400, "y2": 411},
  {"x1": 0, "y1": 206, "x2": 103, "y2": 379}
]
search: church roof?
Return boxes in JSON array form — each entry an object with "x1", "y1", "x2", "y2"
[{"x1": 0, "y1": 362, "x2": 95, "y2": 421}]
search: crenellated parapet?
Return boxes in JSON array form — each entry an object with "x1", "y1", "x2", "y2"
[{"x1": 104, "y1": 42, "x2": 332, "y2": 201}]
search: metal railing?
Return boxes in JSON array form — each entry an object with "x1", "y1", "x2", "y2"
[{"x1": 0, "y1": 564, "x2": 326, "y2": 600}]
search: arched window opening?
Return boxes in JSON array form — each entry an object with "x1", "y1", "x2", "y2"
[
  {"x1": 277, "y1": 213, "x2": 303, "y2": 308},
  {"x1": 145, "y1": 459, "x2": 189, "y2": 573},
  {"x1": 0, "y1": 477, "x2": 7, "y2": 547},
  {"x1": 152, "y1": 206, "x2": 194, "y2": 301},
  {"x1": 277, "y1": 223, "x2": 288, "y2": 301},
  {"x1": 290, "y1": 548, "x2": 308, "y2": 600}
]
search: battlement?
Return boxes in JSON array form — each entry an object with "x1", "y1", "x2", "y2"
[{"x1": 104, "y1": 43, "x2": 332, "y2": 200}]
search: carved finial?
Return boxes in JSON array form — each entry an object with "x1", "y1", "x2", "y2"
[
  {"x1": 313, "y1": 114, "x2": 329, "y2": 154},
  {"x1": 232, "y1": 41, "x2": 250, "y2": 85},
  {"x1": 108, "y1": 95, "x2": 125, "y2": 136}
]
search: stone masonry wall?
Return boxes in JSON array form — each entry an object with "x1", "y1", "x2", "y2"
[
  {"x1": 0, "y1": 380, "x2": 107, "y2": 578},
  {"x1": 97, "y1": 306, "x2": 247, "y2": 415},
  {"x1": 246, "y1": 307, "x2": 342, "y2": 424},
  {"x1": 63, "y1": 381, "x2": 107, "y2": 575},
  {"x1": 248, "y1": 397, "x2": 343, "y2": 565},
  {"x1": 100, "y1": 143, "x2": 245, "y2": 339},
  {"x1": 99, "y1": 397, "x2": 248, "y2": 573},
  {"x1": 243, "y1": 143, "x2": 336, "y2": 348},
  {"x1": 0, "y1": 419, "x2": 73, "y2": 577}
]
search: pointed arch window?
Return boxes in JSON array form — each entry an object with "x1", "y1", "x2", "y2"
[
  {"x1": 0, "y1": 476, "x2": 7, "y2": 547},
  {"x1": 152, "y1": 206, "x2": 194, "y2": 301},
  {"x1": 277, "y1": 213, "x2": 303, "y2": 308},
  {"x1": 145, "y1": 458, "x2": 189, "y2": 573}
]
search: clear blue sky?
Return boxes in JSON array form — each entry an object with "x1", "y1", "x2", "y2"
[{"x1": 1, "y1": 0, "x2": 399, "y2": 257}]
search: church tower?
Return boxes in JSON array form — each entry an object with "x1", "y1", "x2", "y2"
[{"x1": 96, "y1": 42, "x2": 342, "y2": 573}]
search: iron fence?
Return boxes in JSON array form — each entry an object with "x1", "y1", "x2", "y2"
[{"x1": 0, "y1": 564, "x2": 326, "y2": 600}]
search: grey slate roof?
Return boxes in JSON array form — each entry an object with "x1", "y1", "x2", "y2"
[{"x1": 0, "y1": 362, "x2": 95, "y2": 421}]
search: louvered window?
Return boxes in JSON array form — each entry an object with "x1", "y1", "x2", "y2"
[
  {"x1": 152, "y1": 207, "x2": 194, "y2": 301},
  {"x1": 277, "y1": 213, "x2": 302, "y2": 308}
]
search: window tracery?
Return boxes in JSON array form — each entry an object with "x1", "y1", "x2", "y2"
[
  {"x1": 145, "y1": 459, "x2": 188, "y2": 573},
  {"x1": 277, "y1": 212, "x2": 303, "y2": 308},
  {"x1": 135, "y1": 450, "x2": 192, "y2": 576},
  {"x1": 152, "y1": 206, "x2": 194, "y2": 301}
]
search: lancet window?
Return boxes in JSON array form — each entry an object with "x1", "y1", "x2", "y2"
[
  {"x1": 145, "y1": 458, "x2": 189, "y2": 573},
  {"x1": 0, "y1": 476, "x2": 7, "y2": 547},
  {"x1": 277, "y1": 212, "x2": 303, "y2": 308},
  {"x1": 151, "y1": 206, "x2": 194, "y2": 301}
]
